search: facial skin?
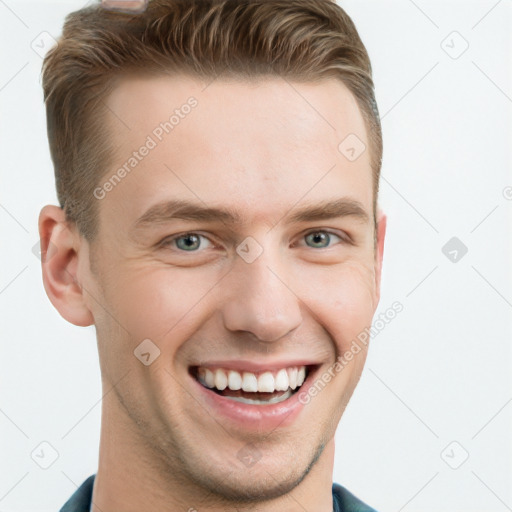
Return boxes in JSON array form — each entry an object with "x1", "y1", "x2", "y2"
[{"x1": 39, "y1": 75, "x2": 386, "y2": 512}]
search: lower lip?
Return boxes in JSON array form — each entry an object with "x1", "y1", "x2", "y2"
[{"x1": 190, "y1": 367, "x2": 319, "y2": 432}]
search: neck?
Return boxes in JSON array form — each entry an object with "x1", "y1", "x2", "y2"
[{"x1": 92, "y1": 395, "x2": 335, "y2": 512}]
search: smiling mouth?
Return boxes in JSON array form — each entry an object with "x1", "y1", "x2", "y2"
[{"x1": 189, "y1": 365, "x2": 314, "y2": 405}]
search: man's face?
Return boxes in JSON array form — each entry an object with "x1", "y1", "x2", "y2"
[{"x1": 80, "y1": 75, "x2": 384, "y2": 500}]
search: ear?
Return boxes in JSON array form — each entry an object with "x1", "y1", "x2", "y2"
[
  {"x1": 38, "y1": 205, "x2": 94, "y2": 327},
  {"x1": 374, "y1": 207, "x2": 387, "y2": 304}
]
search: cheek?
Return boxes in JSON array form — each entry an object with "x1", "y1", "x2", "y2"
[
  {"x1": 292, "y1": 261, "x2": 377, "y2": 354},
  {"x1": 100, "y1": 264, "x2": 224, "y2": 345},
  {"x1": 92, "y1": 264, "x2": 224, "y2": 394},
  {"x1": 94, "y1": 253, "x2": 377, "y2": 361}
]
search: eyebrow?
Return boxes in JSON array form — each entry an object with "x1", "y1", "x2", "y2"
[
  {"x1": 287, "y1": 198, "x2": 369, "y2": 224},
  {"x1": 133, "y1": 197, "x2": 370, "y2": 229}
]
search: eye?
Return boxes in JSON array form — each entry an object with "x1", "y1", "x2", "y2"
[
  {"x1": 163, "y1": 233, "x2": 213, "y2": 252},
  {"x1": 303, "y1": 230, "x2": 344, "y2": 249}
]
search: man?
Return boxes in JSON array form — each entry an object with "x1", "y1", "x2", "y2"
[{"x1": 39, "y1": 0, "x2": 385, "y2": 510}]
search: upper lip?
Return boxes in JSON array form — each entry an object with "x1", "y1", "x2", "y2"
[{"x1": 190, "y1": 359, "x2": 320, "y2": 373}]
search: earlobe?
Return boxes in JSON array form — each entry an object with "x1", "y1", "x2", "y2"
[
  {"x1": 38, "y1": 205, "x2": 94, "y2": 327},
  {"x1": 374, "y1": 207, "x2": 387, "y2": 302}
]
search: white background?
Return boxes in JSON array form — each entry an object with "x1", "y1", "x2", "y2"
[{"x1": 0, "y1": 1, "x2": 511, "y2": 511}]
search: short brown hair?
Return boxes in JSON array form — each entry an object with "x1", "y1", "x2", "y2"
[{"x1": 42, "y1": 0, "x2": 382, "y2": 240}]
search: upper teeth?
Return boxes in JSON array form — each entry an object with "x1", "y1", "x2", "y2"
[{"x1": 197, "y1": 366, "x2": 307, "y2": 393}]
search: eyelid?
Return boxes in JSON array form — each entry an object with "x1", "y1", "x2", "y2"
[
  {"x1": 158, "y1": 228, "x2": 352, "y2": 252},
  {"x1": 297, "y1": 228, "x2": 352, "y2": 247},
  {"x1": 158, "y1": 231, "x2": 215, "y2": 251}
]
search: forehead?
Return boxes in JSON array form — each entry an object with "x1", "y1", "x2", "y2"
[{"x1": 100, "y1": 74, "x2": 372, "y2": 226}]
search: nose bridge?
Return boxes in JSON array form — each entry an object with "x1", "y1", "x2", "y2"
[{"x1": 221, "y1": 247, "x2": 303, "y2": 342}]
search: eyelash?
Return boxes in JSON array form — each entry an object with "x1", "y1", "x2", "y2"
[
  {"x1": 160, "y1": 229, "x2": 350, "y2": 252},
  {"x1": 300, "y1": 230, "x2": 350, "y2": 248}
]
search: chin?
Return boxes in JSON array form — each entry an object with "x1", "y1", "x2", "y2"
[
  {"x1": 198, "y1": 465, "x2": 308, "y2": 503},
  {"x1": 182, "y1": 439, "x2": 326, "y2": 504}
]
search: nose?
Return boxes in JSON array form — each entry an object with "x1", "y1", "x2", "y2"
[{"x1": 221, "y1": 252, "x2": 303, "y2": 343}]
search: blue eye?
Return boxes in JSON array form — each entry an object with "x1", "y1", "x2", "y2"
[
  {"x1": 304, "y1": 231, "x2": 342, "y2": 248},
  {"x1": 172, "y1": 233, "x2": 210, "y2": 251}
]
